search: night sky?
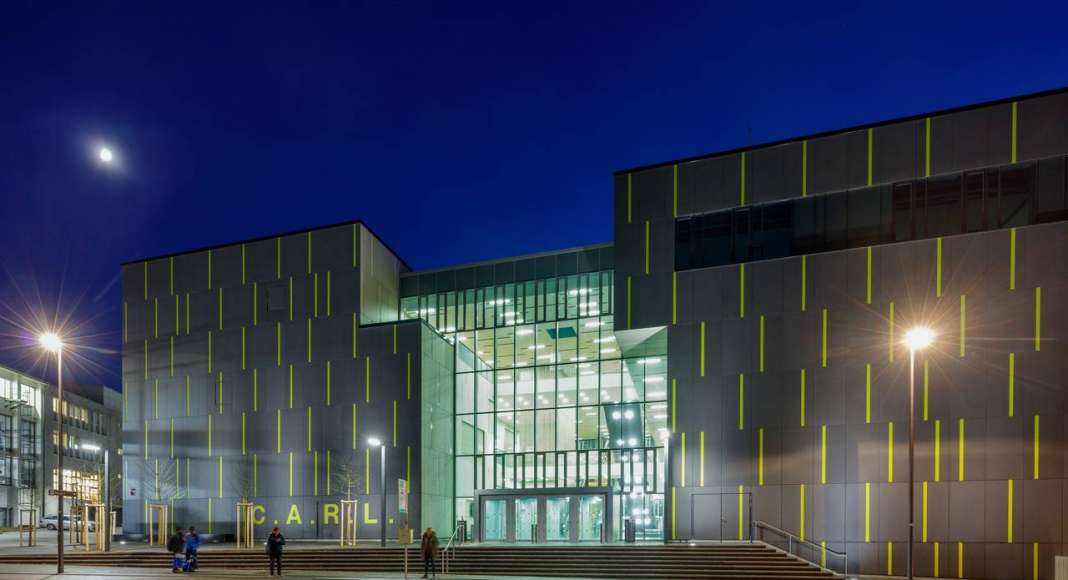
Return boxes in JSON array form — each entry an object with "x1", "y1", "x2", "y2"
[{"x1": 2, "y1": 1, "x2": 1066, "y2": 388}]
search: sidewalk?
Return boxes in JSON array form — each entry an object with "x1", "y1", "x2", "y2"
[{"x1": 0, "y1": 563, "x2": 597, "y2": 580}]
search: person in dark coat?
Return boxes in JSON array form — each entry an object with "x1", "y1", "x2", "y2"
[
  {"x1": 166, "y1": 526, "x2": 186, "y2": 573},
  {"x1": 266, "y1": 527, "x2": 286, "y2": 576},
  {"x1": 420, "y1": 527, "x2": 439, "y2": 578}
]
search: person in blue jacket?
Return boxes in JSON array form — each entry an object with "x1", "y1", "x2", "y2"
[{"x1": 184, "y1": 526, "x2": 201, "y2": 572}]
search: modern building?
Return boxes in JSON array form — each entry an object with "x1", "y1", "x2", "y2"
[
  {"x1": 121, "y1": 86, "x2": 1068, "y2": 579},
  {"x1": 0, "y1": 364, "x2": 121, "y2": 526}
]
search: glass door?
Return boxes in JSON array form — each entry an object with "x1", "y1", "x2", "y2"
[
  {"x1": 514, "y1": 498, "x2": 538, "y2": 542},
  {"x1": 545, "y1": 496, "x2": 571, "y2": 542},
  {"x1": 578, "y1": 495, "x2": 604, "y2": 542},
  {"x1": 483, "y1": 499, "x2": 506, "y2": 542}
]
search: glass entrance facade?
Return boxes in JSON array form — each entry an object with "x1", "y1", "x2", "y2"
[
  {"x1": 478, "y1": 491, "x2": 607, "y2": 543},
  {"x1": 402, "y1": 262, "x2": 667, "y2": 542}
]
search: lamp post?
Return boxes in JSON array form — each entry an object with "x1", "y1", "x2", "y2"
[
  {"x1": 39, "y1": 333, "x2": 64, "y2": 573},
  {"x1": 82, "y1": 443, "x2": 109, "y2": 552},
  {"x1": 367, "y1": 437, "x2": 386, "y2": 547},
  {"x1": 903, "y1": 327, "x2": 934, "y2": 580}
]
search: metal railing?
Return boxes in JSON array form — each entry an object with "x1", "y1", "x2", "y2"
[
  {"x1": 753, "y1": 520, "x2": 847, "y2": 577},
  {"x1": 440, "y1": 521, "x2": 464, "y2": 574}
]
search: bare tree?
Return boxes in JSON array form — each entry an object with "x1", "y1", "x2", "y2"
[
  {"x1": 331, "y1": 453, "x2": 362, "y2": 500},
  {"x1": 230, "y1": 459, "x2": 256, "y2": 502},
  {"x1": 135, "y1": 458, "x2": 185, "y2": 502}
]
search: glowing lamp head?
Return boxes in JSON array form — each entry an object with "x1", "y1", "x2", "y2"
[
  {"x1": 903, "y1": 327, "x2": 935, "y2": 351},
  {"x1": 98, "y1": 147, "x2": 114, "y2": 163},
  {"x1": 366, "y1": 437, "x2": 383, "y2": 447},
  {"x1": 39, "y1": 333, "x2": 63, "y2": 353}
]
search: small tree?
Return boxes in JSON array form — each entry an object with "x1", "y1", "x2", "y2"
[
  {"x1": 137, "y1": 458, "x2": 185, "y2": 503},
  {"x1": 331, "y1": 453, "x2": 362, "y2": 500},
  {"x1": 230, "y1": 459, "x2": 256, "y2": 503}
]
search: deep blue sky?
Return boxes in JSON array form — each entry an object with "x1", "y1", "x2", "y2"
[{"x1": 2, "y1": 1, "x2": 1066, "y2": 387}]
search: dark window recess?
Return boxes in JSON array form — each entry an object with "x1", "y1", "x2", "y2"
[
  {"x1": 265, "y1": 282, "x2": 287, "y2": 312},
  {"x1": 676, "y1": 157, "x2": 1059, "y2": 271}
]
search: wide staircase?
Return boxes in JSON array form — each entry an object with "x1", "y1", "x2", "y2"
[{"x1": 0, "y1": 543, "x2": 836, "y2": 579}]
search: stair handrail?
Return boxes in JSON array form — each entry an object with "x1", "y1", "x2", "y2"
[
  {"x1": 440, "y1": 522, "x2": 462, "y2": 575},
  {"x1": 753, "y1": 520, "x2": 847, "y2": 577}
]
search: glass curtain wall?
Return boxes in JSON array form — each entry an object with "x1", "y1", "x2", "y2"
[{"x1": 402, "y1": 270, "x2": 668, "y2": 541}]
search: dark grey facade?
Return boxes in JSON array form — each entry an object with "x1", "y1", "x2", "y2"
[
  {"x1": 615, "y1": 88, "x2": 1068, "y2": 579},
  {"x1": 123, "y1": 86, "x2": 1068, "y2": 579}
]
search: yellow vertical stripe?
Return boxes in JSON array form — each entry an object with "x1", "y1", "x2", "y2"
[
  {"x1": 800, "y1": 255, "x2": 807, "y2": 311},
  {"x1": 699, "y1": 321, "x2": 706, "y2": 377},
  {"x1": 935, "y1": 419, "x2": 941, "y2": 482},
  {"x1": 958, "y1": 542, "x2": 964, "y2": 578},
  {"x1": 288, "y1": 364, "x2": 294, "y2": 409},
  {"x1": 352, "y1": 224, "x2": 358, "y2": 268},
  {"x1": 352, "y1": 403, "x2": 357, "y2": 449},
  {"x1": 327, "y1": 449, "x2": 332, "y2": 495},
  {"x1": 864, "y1": 481, "x2": 871, "y2": 542},
  {"x1": 758, "y1": 315, "x2": 765, "y2": 372},
  {"x1": 923, "y1": 359, "x2": 930, "y2": 421},
  {"x1": 1009, "y1": 353, "x2": 1015, "y2": 417},
  {"x1": 326, "y1": 270, "x2": 332, "y2": 316},
  {"x1": 958, "y1": 418, "x2": 965, "y2": 481},
  {"x1": 207, "y1": 250, "x2": 213, "y2": 289},
  {"x1": 123, "y1": 302, "x2": 128, "y2": 343},
  {"x1": 218, "y1": 456, "x2": 223, "y2": 498},
  {"x1": 185, "y1": 376, "x2": 190, "y2": 416},
  {"x1": 680, "y1": 432, "x2": 686, "y2": 487},
  {"x1": 307, "y1": 406, "x2": 312, "y2": 452},
  {"x1": 738, "y1": 373, "x2": 745, "y2": 430},
  {"x1": 277, "y1": 409, "x2": 282, "y2": 453},
  {"x1": 740, "y1": 152, "x2": 746, "y2": 206},
  {"x1": 739, "y1": 264, "x2": 745, "y2": 319},
  {"x1": 207, "y1": 331, "x2": 213, "y2": 373},
  {"x1": 936, "y1": 237, "x2": 943, "y2": 297},
  {"x1": 802, "y1": 140, "x2": 808, "y2": 196},
  {"x1": 925, "y1": 117, "x2": 932, "y2": 177},
  {"x1": 406, "y1": 446, "x2": 411, "y2": 490},
  {"x1": 799, "y1": 483, "x2": 806, "y2": 541},
  {"x1": 144, "y1": 262, "x2": 148, "y2": 299},
  {"x1": 820, "y1": 424, "x2": 827, "y2": 484},
  {"x1": 1033, "y1": 543, "x2": 1039, "y2": 580},
  {"x1": 1011, "y1": 101, "x2": 1018, "y2": 163},
  {"x1": 208, "y1": 415, "x2": 213, "y2": 456},
  {"x1": 307, "y1": 318, "x2": 312, "y2": 362},
  {"x1": 888, "y1": 421, "x2": 894, "y2": 482},
  {"x1": 672, "y1": 164, "x2": 678, "y2": 217},
  {"x1": 217, "y1": 288, "x2": 223, "y2": 330},
  {"x1": 671, "y1": 272, "x2": 677, "y2": 324},
  {"x1": 392, "y1": 399, "x2": 398, "y2": 447},
  {"x1": 365, "y1": 356, "x2": 371, "y2": 403},
  {"x1": 699, "y1": 431, "x2": 705, "y2": 487},
  {"x1": 960, "y1": 295, "x2": 966, "y2": 357},
  {"x1": 169, "y1": 337, "x2": 174, "y2": 377},
  {"x1": 922, "y1": 480, "x2": 929, "y2": 542},
  {"x1": 307, "y1": 231, "x2": 312, "y2": 274},
  {"x1": 170, "y1": 256, "x2": 174, "y2": 295},
  {"x1": 800, "y1": 369, "x2": 806, "y2": 427},
  {"x1": 241, "y1": 412, "x2": 246, "y2": 455},
  {"x1": 737, "y1": 484, "x2": 744, "y2": 539},
  {"x1": 888, "y1": 542, "x2": 894, "y2": 576},
  {"x1": 326, "y1": 360, "x2": 332, "y2": 406},
  {"x1": 185, "y1": 292, "x2": 190, "y2": 334},
  {"x1": 169, "y1": 418, "x2": 174, "y2": 458},
  {"x1": 1034, "y1": 287, "x2": 1041, "y2": 351},
  {"x1": 253, "y1": 454, "x2": 258, "y2": 496},
  {"x1": 365, "y1": 448, "x2": 371, "y2": 494},
  {"x1": 935, "y1": 542, "x2": 941, "y2": 577},
  {"x1": 821, "y1": 541, "x2": 827, "y2": 568},
  {"x1": 241, "y1": 244, "x2": 246, "y2": 285},
  {"x1": 289, "y1": 452, "x2": 294, "y2": 497},
  {"x1": 1007, "y1": 478, "x2": 1014, "y2": 543},
  {"x1": 313, "y1": 273, "x2": 319, "y2": 317},
  {"x1": 253, "y1": 368, "x2": 259, "y2": 412},
  {"x1": 154, "y1": 297, "x2": 159, "y2": 337},
  {"x1": 154, "y1": 379, "x2": 159, "y2": 419},
  {"x1": 288, "y1": 276, "x2": 293, "y2": 321},
  {"x1": 1033, "y1": 415, "x2": 1040, "y2": 479},
  {"x1": 352, "y1": 312, "x2": 358, "y2": 358},
  {"x1": 626, "y1": 276, "x2": 632, "y2": 329},
  {"x1": 144, "y1": 340, "x2": 148, "y2": 380},
  {"x1": 866, "y1": 246, "x2": 873, "y2": 304},
  {"x1": 314, "y1": 451, "x2": 319, "y2": 496},
  {"x1": 241, "y1": 327, "x2": 246, "y2": 370},
  {"x1": 406, "y1": 353, "x2": 411, "y2": 400},
  {"x1": 644, "y1": 220, "x2": 650, "y2": 275},
  {"x1": 392, "y1": 324, "x2": 397, "y2": 354},
  {"x1": 865, "y1": 363, "x2": 872, "y2": 423},
  {"x1": 821, "y1": 308, "x2": 828, "y2": 367},
  {"x1": 757, "y1": 428, "x2": 763, "y2": 485},
  {"x1": 1010, "y1": 228, "x2": 1017, "y2": 290}
]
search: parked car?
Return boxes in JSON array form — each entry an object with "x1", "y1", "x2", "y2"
[{"x1": 39, "y1": 514, "x2": 96, "y2": 531}]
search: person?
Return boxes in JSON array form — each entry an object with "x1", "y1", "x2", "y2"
[
  {"x1": 420, "y1": 527, "x2": 439, "y2": 579},
  {"x1": 184, "y1": 526, "x2": 201, "y2": 572},
  {"x1": 166, "y1": 526, "x2": 186, "y2": 574},
  {"x1": 266, "y1": 527, "x2": 286, "y2": 576}
]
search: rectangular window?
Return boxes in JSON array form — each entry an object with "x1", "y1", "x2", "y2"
[
  {"x1": 926, "y1": 175, "x2": 962, "y2": 237},
  {"x1": 1000, "y1": 164, "x2": 1035, "y2": 228}
]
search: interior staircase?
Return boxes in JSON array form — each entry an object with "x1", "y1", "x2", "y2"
[{"x1": 0, "y1": 543, "x2": 837, "y2": 579}]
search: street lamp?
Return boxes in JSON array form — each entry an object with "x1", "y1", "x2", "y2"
[
  {"x1": 98, "y1": 147, "x2": 114, "y2": 163},
  {"x1": 903, "y1": 327, "x2": 935, "y2": 580},
  {"x1": 367, "y1": 437, "x2": 386, "y2": 547},
  {"x1": 38, "y1": 332, "x2": 65, "y2": 573},
  {"x1": 81, "y1": 443, "x2": 110, "y2": 552}
]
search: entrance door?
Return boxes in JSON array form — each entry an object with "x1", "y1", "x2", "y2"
[
  {"x1": 514, "y1": 498, "x2": 538, "y2": 542},
  {"x1": 483, "y1": 499, "x2": 507, "y2": 542},
  {"x1": 545, "y1": 496, "x2": 571, "y2": 542},
  {"x1": 578, "y1": 495, "x2": 604, "y2": 542}
]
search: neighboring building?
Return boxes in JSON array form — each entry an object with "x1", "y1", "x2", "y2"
[
  {"x1": 0, "y1": 365, "x2": 121, "y2": 526},
  {"x1": 41, "y1": 383, "x2": 122, "y2": 517},
  {"x1": 122, "y1": 87, "x2": 1068, "y2": 579}
]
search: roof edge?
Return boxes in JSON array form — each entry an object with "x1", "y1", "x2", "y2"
[
  {"x1": 403, "y1": 241, "x2": 613, "y2": 276},
  {"x1": 613, "y1": 84, "x2": 1068, "y2": 176}
]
